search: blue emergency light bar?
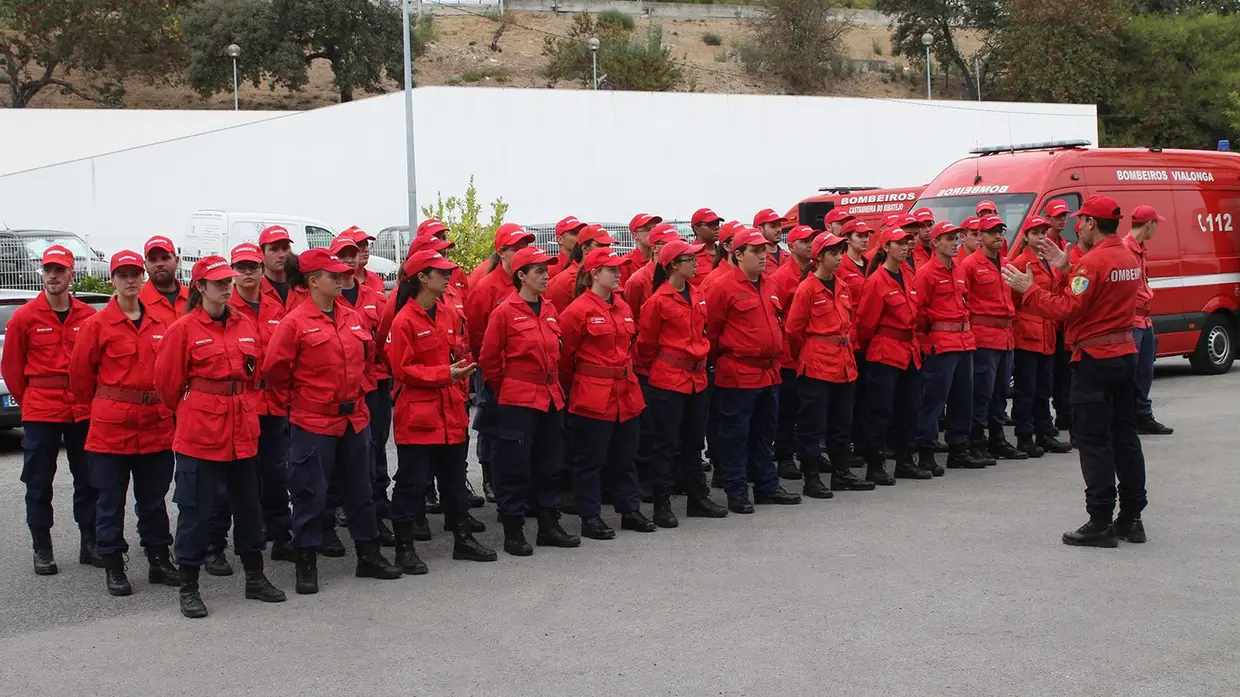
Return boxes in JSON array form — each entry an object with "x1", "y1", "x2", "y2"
[{"x1": 969, "y1": 140, "x2": 1092, "y2": 156}]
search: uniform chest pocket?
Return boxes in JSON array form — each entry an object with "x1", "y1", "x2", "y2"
[
  {"x1": 732, "y1": 296, "x2": 759, "y2": 313},
  {"x1": 585, "y1": 320, "x2": 614, "y2": 337},
  {"x1": 301, "y1": 332, "x2": 332, "y2": 350},
  {"x1": 811, "y1": 298, "x2": 836, "y2": 317},
  {"x1": 237, "y1": 342, "x2": 259, "y2": 376},
  {"x1": 975, "y1": 270, "x2": 999, "y2": 286},
  {"x1": 29, "y1": 331, "x2": 60, "y2": 347},
  {"x1": 663, "y1": 303, "x2": 690, "y2": 321},
  {"x1": 104, "y1": 341, "x2": 137, "y2": 359},
  {"x1": 412, "y1": 333, "x2": 446, "y2": 361},
  {"x1": 884, "y1": 292, "x2": 910, "y2": 309},
  {"x1": 351, "y1": 329, "x2": 374, "y2": 360},
  {"x1": 190, "y1": 342, "x2": 227, "y2": 364}
]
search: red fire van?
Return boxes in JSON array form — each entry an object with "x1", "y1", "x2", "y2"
[
  {"x1": 785, "y1": 185, "x2": 926, "y2": 231},
  {"x1": 913, "y1": 140, "x2": 1240, "y2": 374}
]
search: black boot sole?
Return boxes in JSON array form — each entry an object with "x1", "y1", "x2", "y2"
[
  {"x1": 504, "y1": 541, "x2": 534, "y2": 556},
  {"x1": 453, "y1": 546, "x2": 498, "y2": 562},
  {"x1": 1062, "y1": 534, "x2": 1119, "y2": 548},
  {"x1": 180, "y1": 602, "x2": 208, "y2": 619},
  {"x1": 108, "y1": 583, "x2": 133, "y2": 597},
  {"x1": 653, "y1": 514, "x2": 679, "y2": 528},
  {"x1": 355, "y1": 564, "x2": 403, "y2": 580},
  {"x1": 148, "y1": 570, "x2": 183, "y2": 587},
  {"x1": 802, "y1": 488, "x2": 834, "y2": 499},
  {"x1": 245, "y1": 588, "x2": 288, "y2": 603},
  {"x1": 621, "y1": 522, "x2": 657, "y2": 533},
  {"x1": 831, "y1": 477, "x2": 876, "y2": 491},
  {"x1": 34, "y1": 564, "x2": 58, "y2": 576},
  {"x1": 685, "y1": 507, "x2": 729, "y2": 518},
  {"x1": 295, "y1": 582, "x2": 318, "y2": 595},
  {"x1": 582, "y1": 529, "x2": 617, "y2": 540},
  {"x1": 536, "y1": 530, "x2": 582, "y2": 547}
]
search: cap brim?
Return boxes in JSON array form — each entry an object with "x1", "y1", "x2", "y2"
[
  {"x1": 42, "y1": 260, "x2": 73, "y2": 269},
  {"x1": 499, "y1": 233, "x2": 536, "y2": 249},
  {"x1": 111, "y1": 263, "x2": 144, "y2": 274},
  {"x1": 559, "y1": 224, "x2": 587, "y2": 236},
  {"x1": 231, "y1": 255, "x2": 263, "y2": 265},
  {"x1": 145, "y1": 245, "x2": 174, "y2": 256},
  {"x1": 698, "y1": 216, "x2": 724, "y2": 225}
]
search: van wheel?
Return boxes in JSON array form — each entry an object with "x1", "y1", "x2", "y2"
[{"x1": 1189, "y1": 313, "x2": 1235, "y2": 375}]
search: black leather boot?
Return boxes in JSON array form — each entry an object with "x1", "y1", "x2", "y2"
[
  {"x1": 319, "y1": 524, "x2": 346, "y2": 558},
  {"x1": 802, "y1": 473, "x2": 833, "y2": 499},
  {"x1": 1017, "y1": 437, "x2": 1045, "y2": 459},
  {"x1": 502, "y1": 514, "x2": 533, "y2": 556},
  {"x1": 581, "y1": 516, "x2": 616, "y2": 540},
  {"x1": 893, "y1": 450, "x2": 932, "y2": 479},
  {"x1": 411, "y1": 516, "x2": 432, "y2": 542},
  {"x1": 685, "y1": 490, "x2": 729, "y2": 517},
  {"x1": 391, "y1": 520, "x2": 429, "y2": 574},
  {"x1": 146, "y1": 545, "x2": 183, "y2": 586},
  {"x1": 465, "y1": 479, "x2": 486, "y2": 508},
  {"x1": 535, "y1": 509, "x2": 581, "y2": 547},
  {"x1": 969, "y1": 440, "x2": 998, "y2": 467},
  {"x1": 1062, "y1": 520, "x2": 1118, "y2": 548},
  {"x1": 203, "y1": 542, "x2": 233, "y2": 577},
  {"x1": 451, "y1": 517, "x2": 498, "y2": 562},
  {"x1": 865, "y1": 454, "x2": 896, "y2": 486},
  {"x1": 918, "y1": 447, "x2": 945, "y2": 477},
  {"x1": 376, "y1": 516, "x2": 396, "y2": 547},
  {"x1": 103, "y1": 552, "x2": 132, "y2": 596},
  {"x1": 1037, "y1": 433, "x2": 1073, "y2": 454},
  {"x1": 989, "y1": 432, "x2": 1028, "y2": 461},
  {"x1": 178, "y1": 565, "x2": 207, "y2": 619},
  {"x1": 294, "y1": 548, "x2": 318, "y2": 594},
  {"x1": 270, "y1": 532, "x2": 296, "y2": 563},
  {"x1": 354, "y1": 540, "x2": 402, "y2": 580},
  {"x1": 946, "y1": 442, "x2": 987, "y2": 469},
  {"x1": 620, "y1": 510, "x2": 657, "y2": 532},
  {"x1": 79, "y1": 527, "x2": 104, "y2": 568},
  {"x1": 754, "y1": 486, "x2": 802, "y2": 504},
  {"x1": 777, "y1": 459, "x2": 802, "y2": 480},
  {"x1": 481, "y1": 462, "x2": 496, "y2": 503},
  {"x1": 424, "y1": 485, "x2": 442, "y2": 514},
  {"x1": 652, "y1": 493, "x2": 679, "y2": 528},
  {"x1": 1114, "y1": 514, "x2": 1147, "y2": 543},
  {"x1": 443, "y1": 511, "x2": 485, "y2": 533},
  {"x1": 31, "y1": 528, "x2": 57, "y2": 576},
  {"x1": 829, "y1": 450, "x2": 876, "y2": 490},
  {"x1": 240, "y1": 552, "x2": 287, "y2": 603}
]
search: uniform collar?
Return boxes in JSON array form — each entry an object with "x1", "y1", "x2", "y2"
[
  {"x1": 140, "y1": 280, "x2": 187, "y2": 304},
  {"x1": 100, "y1": 296, "x2": 143, "y2": 325},
  {"x1": 653, "y1": 280, "x2": 692, "y2": 302},
  {"x1": 578, "y1": 287, "x2": 618, "y2": 311}
]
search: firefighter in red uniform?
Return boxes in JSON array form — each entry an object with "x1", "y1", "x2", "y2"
[
  {"x1": 855, "y1": 227, "x2": 921, "y2": 485},
  {"x1": 785, "y1": 232, "x2": 875, "y2": 497},
  {"x1": 414, "y1": 219, "x2": 471, "y2": 299},
  {"x1": 689, "y1": 208, "x2": 724, "y2": 287},
  {"x1": 910, "y1": 208, "x2": 935, "y2": 270},
  {"x1": 1008, "y1": 218, "x2": 1072, "y2": 457},
  {"x1": 913, "y1": 222, "x2": 990, "y2": 473},
  {"x1": 753, "y1": 208, "x2": 787, "y2": 276},
  {"x1": 155, "y1": 255, "x2": 285, "y2": 618},
  {"x1": 619, "y1": 213, "x2": 662, "y2": 285},
  {"x1": 2, "y1": 245, "x2": 100, "y2": 576},
  {"x1": 264, "y1": 248, "x2": 402, "y2": 594},
  {"x1": 1126, "y1": 205, "x2": 1173, "y2": 435},
  {"x1": 770, "y1": 224, "x2": 818, "y2": 480},
  {"x1": 549, "y1": 216, "x2": 586, "y2": 279},
  {"x1": 1042, "y1": 200, "x2": 1075, "y2": 438},
  {"x1": 634, "y1": 239, "x2": 730, "y2": 525},
  {"x1": 824, "y1": 208, "x2": 855, "y2": 237},
  {"x1": 702, "y1": 221, "x2": 743, "y2": 291},
  {"x1": 547, "y1": 224, "x2": 613, "y2": 312},
  {"x1": 624, "y1": 224, "x2": 681, "y2": 323},
  {"x1": 559, "y1": 248, "x2": 656, "y2": 538},
  {"x1": 256, "y1": 225, "x2": 307, "y2": 312},
  {"x1": 701, "y1": 220, "x2": 743, "y2": 487},
  {"x1": 957, "y1": 217, "x2": 983, "y2": 260},
  {"x1": 385, "y1": 249, "x2": 497, "y2": 572},
  {"x1": 139, "y1": 236, "x2": 188, "y2": 326},
  {"x1": 960, "y1": 215, "x2": 1026, "y2": 461},
  {"x1": 70, "y1": 250, "x2": 180, "y2": 597},
  {"x1": 1002, "y1": 194, "x2": 1148, "y2": 547},
  {"x1": 839, "y1": 220, "x2": 871, "y2": 464},
  {"x1": 344, "y1": 227, "x2": 388, "y2": 294},
  {"x1": 477, "y1": 246, "x2": 580, "y2": 556},
  {"x1": 705, "y1": 229, "x2": 802, "y2": 512}
]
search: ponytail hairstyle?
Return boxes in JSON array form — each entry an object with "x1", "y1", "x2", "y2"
[
  {"x1": 483, "y1": 251, "x2": 502, "y2": 275},
  {"x1": 185, "y1": 285, "x2": 203, "y2": 314},
  {"x1": 392, "y1": 273, "x2": 424, "y2": 315},
  {"x1": 865, "y1": 248, "x2": 888, "y2": 276},
  {"x1": 800, "y1": 261, "x2": 815, "y2": 282},
  {"x1": 651, "y1": 261, "x2": 672, "y2": 292},
  {"x1": 712, "y1": 242, "x2": 731, "y2": 269},
  {"x1": 572, "y1": 263, "x2": 592, "y2": 299},
  {"x1": 285, "y1": 252, "x2": 307, "y2": 289},
  {"x1": 570, "y1": 242, "x2": 586, "y2": 265}
]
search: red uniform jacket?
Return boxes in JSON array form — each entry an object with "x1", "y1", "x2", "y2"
[
  {"x1": 785, "y1": 272, "x2": 858, "y2": 383},
  {"x1": 1010, "y1": 247, "x2": 1057, "y2": 355},
  {"x1": 618, "y1": 246, "x2": 649, "y2": 286},
  {"x1": 690, "y1": 244, "x2": 717, "y2": 287},
  {"x1": 360, "y1": 269, "x2": 385, "y2": 295},
  {"x1": 229, "y1": 289, "x2": 286, "y2": 415},
  {"x1": 262, "y1": 276, "x2": 309, "y2": 315},
  {"x1": 468, "y1": 262, "x2": 491, "y2": 289},
  {"x1": 478, "y1": 292, "x2": 565, "y2": 412},
  {"x1": 856, "y1": 267, "x2": 922, "y2": 370},
  {"x1": 69, "y1": 299, "x2": 174, "y2": 454},
  {"x1": 387, "y1": 299, "x2": 470, "y2": 446},
  {"x1": 263, "y1": 301, "x2": 374, "y2": 436},
  {"x1": 465, "y1": 264, "x2": 515, "y2": 359},
  {"x1": 546, "y1": 261, "x2": 580, "y2": 313},
  {"x1": 547, "y1": 250, "x2": 572, "y2": 279},
  {"x1": 839, "y1": 254, "x2": 867, "y2": 347},
  {"x1": 635, "y1": 282, "x2": 709, "y2": 394},
  {"x1": 705, "y1": 267, "x2": 784, "y2": 389},
  {"x1": 960, "y1": 249, "x2": 1016, "y2": 351},
  {"x1": 1, "y1": 292, "x2": 95, "y2": 423},
  {"x1": 558, "y1": 290, "x2": 644, "y2": 422},
  {"x1": 624, "y1": 262, "x2": 656, "y2": 325},
  {"x1": 1122, "y1": 235, "x2": 1154, "y2": 329},
  {"x1": 1021, "y1": 236, "x2": 1141, "y2": 362},
  {"x1": 764, "y1": 247, "x2": 789, "y2": 280},
  {"x1": 138, "y1": 281, "x2": 188, "y2": 328},
  {"x1": 770, "y1": 258, "x2": 810, "y2": 370},
  {"x1": 912, "y1": 243, "x2": 933, "y2": 271},
  {"x1": 912, "y1": 255, "x2": 976, "y2": 354},
  {"x1": 154, "y1": 308, "x2": 262, "y2": 461},
  {"x1": 701, "y1": 262, "x2": 734, "y2": 292},
  {"x1": 337, "y1": 283, "x2": 390, "y2": 390}
]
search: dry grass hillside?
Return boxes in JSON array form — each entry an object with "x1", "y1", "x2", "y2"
[{"x1": 29, "y1": 13, "x2": 983, "y2": 110}]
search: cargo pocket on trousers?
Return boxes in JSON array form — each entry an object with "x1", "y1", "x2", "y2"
[{"x1": 172, "y1": 457, "x2": 199, "y2": 507}]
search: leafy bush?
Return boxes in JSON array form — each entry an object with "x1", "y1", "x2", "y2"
[
  {"x1": 598, "y1": 9, "x2": 636, "y2": 31},
  {"x1": 420, "y1": 176, "x2": 509, "y2": 273},
  {"x1": 742, "y1": 0, "x2": 853, "y2": 93},
  {"x1": 415, "y1": 14, "x2": 437, "y2": 44},
  {"x1": 703, "y1": 32, "x2": 723, "y2": 46},
  {"x1": 72, "y1": 276, "x2": 114, "y2": 295},
  {"x1": 871, "y1": 37, "x2": 883, "y2": 55},
  {"x1": 461, "y1": 67, "x2": 510, "y2": 83},
  {"x1": 542, "y1": 13, "x2": 682, "y2": 91}
]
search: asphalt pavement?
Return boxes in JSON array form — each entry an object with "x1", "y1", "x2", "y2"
[{"x1": 1, "y1": 359, "x2": 1238, "y2": 697}]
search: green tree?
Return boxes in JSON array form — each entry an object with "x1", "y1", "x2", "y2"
[
  {"x1": 742, "y1": 0, "x2": 853, "y2": 93},
  {"x1": 0, "y1": 0, "x2": 187, "y2": 108},
  {"x1": 421, "y1": 176, "x2": 509, "y2": 273},
  {"x1": 875, "y1": 0, "x2": 1000, "y2": 99},
  {"x1": 182, "y1": 0, "x2": 426, "y2": 103},
  {"x1": 542, "y1": 13, "x2": 682, "y2": 91}
]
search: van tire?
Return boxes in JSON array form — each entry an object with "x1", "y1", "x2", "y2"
[{"x1": 1189, "y1": 312, "x2": 1235, "y2": 375}]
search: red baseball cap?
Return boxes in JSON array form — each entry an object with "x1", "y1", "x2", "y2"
[
  {"x1": 40, "y1": 245, "x2": 75, "y2": 269},
  {"x1": 976, "y1": 200, "x2": 998, "y2": 215},
  {"x1": 494, "y1": 222, "x2": 535, "y2": 250},
  {"x1": 109, "y1": 250, "x2": 144, "y2": 274},
  {"x1": 511, "y1": 246, "x2": 558, "y2": 270},
  {"x1": 629, "y1": 213, "x2": 663, "y2": 232},
  {"x1": 144, "y1": 235, "x2": 176, "y2": 257},
  {"x1": 230, "y1": 243, "x2": 263, "y2": 265},
  {"x1": 842, "y1": 220, "x2": 871, "y2": 236},
  {"x1": 824, "y1": 208, "x2": 855, "y2": 225},
  {"x1": 719, "y1": 221, "x2": 744, "y2": 244},
  {"x1": 1044, "y1": 200, "x2": 1071, "y2": 217},
  {"x1": 732, "y1": 229, "x2": 768, "y2": 249},
  {"x1": 912, "y1": 208, "x2": 935, "y2": 224},
  {"x1": 257, "y1": 225, "x2": 291, "y2": 246},
  {"x1": 407, "y1": 235, "x2": 453, "y2": 258},
  {"x1": 329, "y1": 234, "x2": 360, "y2": 256},
  {"x1": 1070, "y1": 195, "x2": 1122, "y2": 220},
  {"x1": 811, "y1": 232, "x2": 847, "y2": 258},
  {"x1": 752, "y1": 209, "x2": 784, "y2": 227},
  {"x1": 576, "y1": 224, "x2": 615, "y2": 247},
  {"x1": 882, "y1": 227, "x2": 913, "y2": 244},
  {"x1": 191, "y1": 255, "x2": 239, "y2": 285},
  {"x1": 349, "y1": 227, "x2": 376, "y2": 243},
  {"x1": 583, "y1": 247, "x2": 624, "y2": 272},
  {"x1": 881, "y1": 213, "x2": 904, "y2": 228},
  {"x1": 649, "y1": 223, "x2": 680, "y2": 246},
  {"x1": 896, "y1": 213, "x2": 920, "y2": 228},
  {"x1": 555, "y1": 216, "x2": 587, "y2": 237},
  {"x1": 1131, "y1": 205, "x2": 1166, "y2": 224},
  {"x1": 298, "y1": 248, "x2": 351, "y2": 274},
  {"x1": 1022, "y1": 215, "x2": 1051, "y2": 233},
  {"x1": 417, "y1": 219, "x2": 449, "y2": 239},
  {"x1": 402, "y1": 250, "x2": 458, "y2": 278},
  {"x1": 978, "y1": 214, "x2": 1007, "y2": 232},
  {"x1": 657, "y1": 240, "x2": 705, "y2": 266},
  {"x1": 691, "y1": 208, "x2": 724, "y2": 226},
  {"x1": 930, "y1": 221, "x2": 959, "y2": 239},
  {"x1": 786, "y1": 225, "x2": 818, "y2": 245},
  {"x1": 961, "y1": 216, "x2": 981, "y2": 231}
]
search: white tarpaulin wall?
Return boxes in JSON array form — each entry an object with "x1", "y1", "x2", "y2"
[{"x1": 0, "y1": 87, "x2": 1097, "y2": 254}]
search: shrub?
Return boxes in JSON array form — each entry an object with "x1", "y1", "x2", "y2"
[
  {"x1": 598, "y1": 9, "x2": 636, "y2": 31},
  {"x1": 72, "y1": 276, "x2": 113, "y2": 295},
  {"x1": 420, "y1": 176, "x2": 509, "y2": 273},
  {"x1": 461, "y1": 67, "x2": 510, "y2": 83},
  {"x1": 542, "y1": 13, "x2": 682, "y2": 91},
  {"x1": 742, "y1": 0, "x2": 853, "y2": 93},
  {"x1": 415, "y1": 14, "x2": 437, "y2": 44},
  {"x1": 872, "y1": 37, "x2": 883, "y2": 55},
  {"x1": 703, "y1": 32, "x2": 722, "y2": 46}
]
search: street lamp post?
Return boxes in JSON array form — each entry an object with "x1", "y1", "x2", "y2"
[
  {"x1": 226, "y1": 44, "x2": 241, "y2": 110},
  {"x1": 588, "y1": 37, "x2": 600, "y2": 90},
  {"x1": 401, "y1": 0, "x2": 418, "y2": 234},
  {"x1": 921, "y1": 32, "x2": 933, "y2": 100}
]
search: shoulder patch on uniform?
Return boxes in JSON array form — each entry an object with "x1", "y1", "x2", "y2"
[
  {"x1": 349, "y1": 325, "x2": 363, "y2": 331},
  {"x1": 1070, "y1": 276, "x2": 1090, "y2": 295}
]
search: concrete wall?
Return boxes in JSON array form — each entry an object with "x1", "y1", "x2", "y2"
[{"x1": 0, "y1": 87, "x2": 1097, "y2": 256}]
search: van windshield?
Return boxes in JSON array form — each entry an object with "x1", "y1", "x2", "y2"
[{"x1": 914, "y1": 194, "x2": 1036, "y2": 241}]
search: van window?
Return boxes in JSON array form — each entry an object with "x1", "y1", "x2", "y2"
[
  {"x1": 914, "y1": 193, "x2": 1036, "y2": 237},
  {"x1": 306, "y1": 225, "x2": 334, "y2": 250}
]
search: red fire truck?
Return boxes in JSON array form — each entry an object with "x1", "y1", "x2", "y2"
[
  {"x1": 785, "y1": 185, "x2": 926, "y2": 231},
  {"x1": 913, "y1": 139, "x2": 1240, "y2": 374}
]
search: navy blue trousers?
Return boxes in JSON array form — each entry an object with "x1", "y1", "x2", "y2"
[
  {"x1": 368, "y1": 380, "x2": 394, "y2": 516},
  {"x1": 207, "y1": 414, "x2": 292, "y2": 546},
  {"x1": 567, "y1": 414, "x2": 641, "y2": 518},
  {"x1": 173, "y1": 454, "x2": 265, "y2": 567},
  {"x1": 1012, "y1": 349, "x2": 1055, "y2": 439},
  {"x1": 918, "y1": 351, "x2": 973, "y2": 448},
  {"x1": 774, "y1": 368, "x2": 800, "y2": 463},
  {"x1": 796, "y1": 376, "x2": 855, "y2": 468},
  {"x1": 864, "y1": 362, "x2": 919, "y2": 455},
  {"x1": 644, "y1": 386, "x2": 709, "y2": 497},
  {"x1": 491, "y1": 404, "x2": 565, "y2": 517},
  {"x1": 391, "y1": 443, "x2": 469, "y2": 522},
  {"x1": 21, "y1": 420, "x2": 94, "y2": 531},
  {"x1": 1072, "y1": 354, "x2": 1147, "y2": 521},
  {"x1": 714, "y1": 385, "x2": 780, "y2": 501},
  {"x1": 1133, "y1": 326, "x2": 1157, "y2": 421},
  {"x1": 288, "y1": 423, "x2": 379, "y2": 549},
  {"x1": 90, "y1": 450, "x2": 174, "y2": 555},
  {"x1": 972, "y1": 348, "x2": 1013, "y2": 440}
]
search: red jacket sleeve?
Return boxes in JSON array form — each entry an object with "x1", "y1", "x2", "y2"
[
  {"x1": 911, "y1": 267, "x2": 933, "y2": 333},
  {"x1": 464, "y1": 283, "x2": 492, "y2": 359},
  {"x1": 855, "y1": 274, "x2": 883, "y2": 344},
  {"x1": 389, "y1": 313, "x2": 453, "y2": 388},
  {"x1": 153, "y1": 318, "x2": 191, "y2": 410},
  {"x1": 261, "y1": 313, "x2": 300, "y2": 396},
  {"x1": 557, "y1": 303, "x2": 584, "y2": 383},
  {"x1": 0, "y1": 310, "x2": 29, "y2": 404},
  {"x1": 784, "y1": 281, "x2": 812, "y2": 361},
  {"x1": 704, "y1": 279, "x2": 728, "y2": 363},
  {"x1": 477, "y1": 308, "x2": 506, "y2": 392},
  {"x1": 634, "y1": 294, "x2": 663, "y2": 373},
  {"x1": 1021, "y1": 265, "x2": 1092, "y2": 322},
  {"x1": 67, "y1": 317, "x2": 102, "y2": 404}
]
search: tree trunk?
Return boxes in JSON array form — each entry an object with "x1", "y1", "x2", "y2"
[{"x1": 339, "y1": 84, "x2": 353, "y2": 102}]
